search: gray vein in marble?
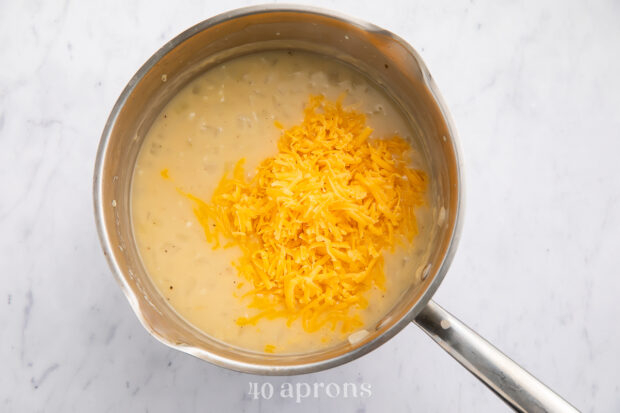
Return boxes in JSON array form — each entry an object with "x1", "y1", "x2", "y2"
[
  {"x1": 20, "y1": 290, "x2": 33, "y2": 363},
  {"x1": 30, "y1": 363, "x2": 59, "y2": 390},
  {"x1": 104, "y1": 324, "x2": 118, "y2": 345}
]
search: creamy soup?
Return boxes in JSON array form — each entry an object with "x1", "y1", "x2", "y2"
[{"x1": 131, "y1": 50, "x2": 433, "y2": 354}]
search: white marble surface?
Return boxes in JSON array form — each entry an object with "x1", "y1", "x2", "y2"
[{"x1": 1, "y1": 0, "x2": 619, "y2": 411}]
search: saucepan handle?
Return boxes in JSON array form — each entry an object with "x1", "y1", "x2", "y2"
[{"x1": 413, "y1": 300, "x2": 579, "y2": 412}]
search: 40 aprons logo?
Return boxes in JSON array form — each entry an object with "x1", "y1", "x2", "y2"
[{"x1": 248, "y1": 381, "x2": 372, "y2": 403}]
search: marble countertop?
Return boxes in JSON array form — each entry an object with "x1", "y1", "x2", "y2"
[{"x1": 2, "y1": 0, "x2": 619, "y2": 411}]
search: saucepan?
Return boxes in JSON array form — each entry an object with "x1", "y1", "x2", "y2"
[{"x1": 93, "y1": 5, "x2": 578, "y2": 411}]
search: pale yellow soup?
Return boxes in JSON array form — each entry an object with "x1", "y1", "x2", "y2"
[{"x1": 131, "y1": 50, "x2": 433, "y2": 354}]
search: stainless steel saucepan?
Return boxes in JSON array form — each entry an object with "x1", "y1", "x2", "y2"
[{"x1": 93, "y1": 5, "x2": 578, "y2": 412}]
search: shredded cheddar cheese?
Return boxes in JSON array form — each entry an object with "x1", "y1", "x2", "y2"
[{"x1": 180, "y1": 95, "x2": 427, "y2": 334}]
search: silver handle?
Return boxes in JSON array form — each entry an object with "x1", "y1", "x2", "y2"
[{"x1": 414, "y1": 300, "x2": 580, "y2": 412}]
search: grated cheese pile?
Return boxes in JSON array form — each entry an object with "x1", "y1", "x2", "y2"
[{"x1": 183, "y1": 95, "x2": 427, "y2": 334}]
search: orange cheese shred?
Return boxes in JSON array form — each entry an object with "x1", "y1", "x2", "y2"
[{"x1": 183, "y1": 95, "x2": 427, "y2": 333}]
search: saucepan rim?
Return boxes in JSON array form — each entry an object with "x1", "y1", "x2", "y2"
[{"x1": 93, "y1": 3, "x2": 464, "y2": 375}]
